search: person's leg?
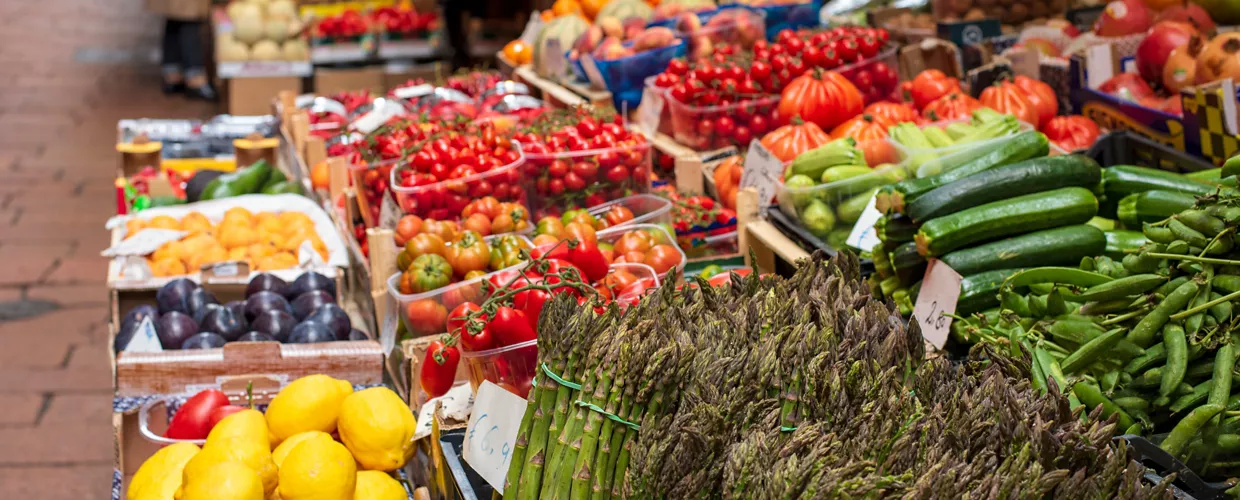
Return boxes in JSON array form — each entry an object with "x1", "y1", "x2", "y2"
[
  {"x1": 179, "y1": 20, "x2": 216, "y2": 100},
  {"x1": 161, "y1": 19, "x2": 185, "y2": 93}
]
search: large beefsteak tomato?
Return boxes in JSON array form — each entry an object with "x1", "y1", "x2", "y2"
[
  {"x1": 922, "y1": 92, "x2": 982, "y2": 122},
  {"x1": 979, "y1": 80, "x2": 1039, "y2": 127},
  {"x1": 863, "y1": 101, "x2": 919, "y2": 126},
  {"x1": 1041, "y1": 115, "x2": 1101, "y2": 152},
  {"x1": 776, "y1": 70, "x2": 864, "y2": 132},
  {"x1": 905, "y1": 69, "x2": 962, "y2": 111},
  {"x1": 1013, "y1": 75, "x2": 1058, "y2": 127},
  {"x1": 830, "y1": 114, "x2": 896, "y2": 166},
  {"x1": 760, "y1": 118, "x2": 831, "y2": 163}
]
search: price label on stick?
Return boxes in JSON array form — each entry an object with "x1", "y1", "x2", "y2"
[
  {"x1": 636, "y1": 87, "x2": 664, "y2": 137},
  {"x1": 462, "y1": 381, "x2": 528, "y2": 493},
  {"x1": 912, "y1": 259, "x2": 963, "y2": 350},
  {"x1": 124, "y1": 316, "x2": 163, "y2": 353},
  {"x1": 741, "y1": 139, "x2": 783, "y2": 207},
  {"x1": 845, "y1": 194, "x2": 883, "y2": 252}
]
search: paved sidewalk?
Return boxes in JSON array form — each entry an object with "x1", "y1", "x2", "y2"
[{"x1": 0, "y1": 1, "x2": 214, "y2": 497}]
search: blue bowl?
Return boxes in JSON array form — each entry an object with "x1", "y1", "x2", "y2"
[
  {"x1": 584, "y1": 39, "x2": 687, "y2": 111},
  {"x1": 731, "y1": 0, "x2": 821, "y2": 39},
  {"x1": 568, "y1": 51, "x2": 588, "y2": 83}
]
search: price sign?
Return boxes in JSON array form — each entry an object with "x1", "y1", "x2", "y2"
[
  {"x1": 102, "y1": 228, "x2": 188, "y2": 257},
  {"x1": 124, "y1": 316, "x2": 163, "y2": 353},
  {"x1": 636, "y1": 87, "x2": 665, "y2": 137},
  {"x1": 392, "y1": 84, "x2": 433, "y2": 100},
  {"x1": 543, "y1": 39, "x2": 567, "y2": 79},
  {"x1": 379, "y1": 192, "x2": 401, "y2": 230},
  {"x1": 462, "y1": 381, "x2": 528, "y2": 493},
  {"x1": 912, "y1": 259, "x2": 963, "y2": 350},
  {"x1": 844, "y1": 194, "x2": 883, "y2": 252},
  {"x1": 740, "y1": 139, "x2": 783, "y2": 207},
  {"x1": 351, "y1": 105, "x2": 402, "y2": 134}
]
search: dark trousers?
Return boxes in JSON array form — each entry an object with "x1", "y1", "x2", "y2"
[{"x1": 162, "y1": 19, "x2": 206, "y2": 77}]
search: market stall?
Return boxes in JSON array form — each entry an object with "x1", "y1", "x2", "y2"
[{"x1": 101, "y1": 0, "x2": 1240, "y2": 497}]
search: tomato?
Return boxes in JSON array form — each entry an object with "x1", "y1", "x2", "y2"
[
  {"x1": 489, "y1": 235, "x2": 529, "y2": 269},
  {"x1": 1041, "y1": 115, "x2": 1101, "y2": 152},
  {"x1": 445, "y1": 230, "x2": 491, "y2": 277},
  {"x1": 921, "y1": 92, "x2": 982, "y2": 122},
  {"x1": 564, "y1": 222, "x2": 598, "y2": 248},
  {"x1": 567, "y1": 241, "x2": 609, "y2": 283},
  {"x1": 908, "y1": 69, "x2": 963, "y2": 111},
  {"x1": 549, "y1": 179, "x2": 565, "y2": 195},
  {"x1": 421, "y1": 219, "x2": 460, "y2": 243},
  {"x1": 643, "y1": 244, "x2": 682, "y2": 275},
  {"x1": 491, "y1": 213, "x2": 515, "y2": 234},
  {"x1": 420, "y1": 338, "x2": 460, "y2": 398},
  {"x1": 603, "y1": 205, "x2": 634, "y2": 227},
  {"x1": 513, "y1": 288, "x2": 551, "y2": 331},
  {"x1": 603, "y1": 268, "x2": 638, "y2": 291},
  {"x1": 760, "y1": 119, "x2": 832, "y2": 163},
  {"x1": 394, "y1": 215, "x2": 423, "y2": 246},
  {"x1": 463, "y1": 213, "x2": 492, "y2": 236},
  {"x1": 535, "y1": 216, "x2": 565, "y2": 237},
  {"x1": 401, "y1": 254, "x2": 453, "y2": 294},
  {"x1": 563, "y1": 172, "x2": 587, "y2": 191},
  {"x1": 857, "y1": 35, "x2": 880, "y2": 58},
  {"x1": 778, "y1": 70, "x2": 864, "y2": 132},
  {"x1": 165, "y1": 389, "x2": 230, "y2": 440},
  {"x1": 863, "y1": 101, "x2": 918, "y2": 125},
  {"x1": 1013, "y1": 75, "x2": 1058, "y2": 127},
  {"x1": 405, "y1": 299, "x2": 448, "y2": 336},
  {"x1": 979, "y1": 80, "x2": 1038, "y2": 127},
  {"x1": 398, "y1": 233, "x2": 446, "y2": 271},
  {"x1": 463, "y1": 196, "x2": 500, "y2": 219},
  {"x1": 449, "y1": 304, "x2": 493, "y2": 352},
  {"x1": 605, "y1": 165, "x2": 629, "y2": 184},
  {"x1": 548, "y1": 159, "x2": 570, "y2": 178},
  {"x1": 489, "y1": 306, "x2": 537, "y2": 346}
]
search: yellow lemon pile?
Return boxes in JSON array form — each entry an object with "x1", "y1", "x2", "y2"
[
  {"x1": 126, "y1": 375, "x2": 417, "y2": 500},
  {"x1": 128, "y1": 207, "x2": 329, "y2": 277}
]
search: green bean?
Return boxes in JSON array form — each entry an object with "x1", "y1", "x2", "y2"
[
  {"x1": 1143, "y1": 223, "x2": 1176, "y2": 244},
  {"x1": 1134, "y1": 367, "x2": 1163, "y2": 388},
  {"x1": 1155, "y1": 276, "x2": 1191, "y2": 297},
  {"x1": 1160, "y1": 403, "x2": 1225, "y2": 456},
  {"x1": 1123, "y1": 253, "x2": 1161, "y2": 274},
  {"x1": 1219, "y1": 434, "x2": 1240, "y2": 452},
  {"x1": 1062, "y1": 328, "x2": 1128, "y2": 373},
  {"x1": 1101, "y1": 370, "x2": 1120, "y2": 394},
  {"x1": 1029, "y1": 283, "x2": 1055, "y2": 295},
  {"x1": 1006, "y1": 267, "x2": 1113, "y2": 288},
  {"x1": 1030, "y1": 346, "x2": 1047, "y2": 395},
  {"x1": 1128, "y1": 281, "x2": 1199, "y2": 348},
  {"x1": 1076, "y1": 274, "x2": 1167, "y2": 302},
  {"x1": 1072, "y1": 381, "x2": 1136, "y2": 430},
  {"x1": 1036, "y1": 347, "x2": 1068, "y2": 392},
  {"x1": 1048, "y1": 319, "x2": 1102, "y2": 347},
  {"x1": 1211, "y1": 343, "x2": 1236, "y2": 424},
  {"x1": 1080, "y1": 256, "x2": 1097, "y2": 271},
  {"x1": 1113, "y1": 396, "x2": 1149, "y2": 413},
  {"x1": 1215, "y1": 275, "x2": 1240, "y2": 294},
  {"x1": 1186, "y1": 287, "x2": 1210, "y2": 338},
  {"x1": 1187, "y1": 357, "x2": 1218, "y2": 380},
  {"x1": 1207, "y1": 235, "x2": 1235, "y2": 255},
  {"x1": 1124, "y1": 343, "x2": 1166, "y2": 375},
  {"x1": 1170, "y1": 218, "x2": 1210, "y2": 247},
  {"x1": 1161, "y1": 323, "x2": 1188, "y2": 397},
  {"x1": 1179, "y1": 209, "x2": 1226, "y2": 236},
  {"x1": 1080, "y1": 298, "x2": 1138, "y2": 316},
  {"x1": 1045, "y1": 289, "x2": 1068, "y2": 317},
  {"x1": 1124, "y1": 423, "x2": 1143, "y2": 435},
  {"x1": 1211, "y1": 292, "x2": 1233, "y2": 323},
  {"x1": 1028, "y1": 295, "x2": 1046, "y2": 317}
]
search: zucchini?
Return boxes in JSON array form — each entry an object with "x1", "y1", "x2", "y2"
[
  {"x1": 939, "y1": 225, "x2": 1105, "y2": 276},
  {"x1": 915, "y1": 187, "x2": 1099, "y2": 257},
  {"x1": 889, "y1": 241, "x2": 926, "y2": 285},
  {"x1": 875, "y1": 215, "x2": 919, "y2": 243},
  {"x1": 1187, "y1": 168, "x2": 1222, "y2": 182},
  {"x1": 1102, "y1": 165, "x2": 1223, "y2": 199},
  {"x1": 906, "y1": 154, "x2": 1102, "y2": 222},
  {"x1": 959, "y1": 268, "x2": 1026, "y2": 315},
  {"x1": 1116, "y1": 190, "x2": 1198, "y2": 228},
  {"x1": 837, "y1": 187, "x2": 879, "y2": 223},
  {"x1": 876, "y1": 131, "x2": 1050, "y2": 214},
  {"x1": 1103, "y1": 230, "x2": 1149, "y2": 260}
]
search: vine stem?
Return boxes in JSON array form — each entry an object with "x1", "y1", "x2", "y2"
[
  {"x1": 1145, "y1": 253, "x2": 1240, "y2": 266},
  {"x1": 1171, "y1": 290, "x2": 1240, "y2": 321}
]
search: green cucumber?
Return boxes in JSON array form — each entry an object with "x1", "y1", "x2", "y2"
[
  {"x1": 959, "y1": 268, "x2": 1025, "y2": 315},
  {"x1": 876, "y1": 131, "x2": 1050, "y2": 214},
  {"x1": 939, "y1": 225, "x2": 1105, "y2": 276},
  {"x1": 915, "y1": 187, "x2": 1099, "y2": 257},
  {"x1": 1103, "y1": 230, "x2": 1149, "y2": 260},
  {"x1": 906, "y1": 154, "x2": 1102, "y2": 222},
  {"x1": 1186, "y1": 168, "x2": 1222, "y2": 182},
  {"x1": 1116, "y1": 190, "x2": 1198, "y2": 228},
  {"x1": 1102, "y1": 165, "x2": 1223, "y2": 199},
  {"x1": 820, "y1": 165, "x2": 873, "y2": 184}
]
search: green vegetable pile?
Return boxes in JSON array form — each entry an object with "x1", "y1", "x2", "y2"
[{"x1": 501, "y1": 253, "x2": 1172, "y2": 498}]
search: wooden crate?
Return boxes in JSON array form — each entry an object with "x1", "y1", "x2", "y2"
[
  {"x1": 513, "y1": 65, "x2": 595, "y2": 108},
  {"x1": 735, "y1": 188, "x2": 810, "y2": 276}
]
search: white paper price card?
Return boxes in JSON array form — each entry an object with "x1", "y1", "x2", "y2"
[
  {"x1": 102, "y1": 228, "x2": 187, "y2": 257},
  {"x1": 463, "y1": 380, "x2": 528, "y2": 493},
  {"x1": 912, "y1": 259, "x2": 964, "y2": 350},
  {"x1": 636, "y1": 87, "x2": 665, "y2": 137},
  {"x1": 379, "y1": 192, "x2": 402, "y2": 230},
  {"x1": 124, "y1": 316, "x2": 163, "y2": 353},
  {"x1": 392, "y1": 84, "x2": 433, "y2": 100},
  {"x1": 741, "y1": 139, "x2": 783, "y2": 207},
  {"x1": 844, "y1": 194, "x2": 883, "y2": 252}
]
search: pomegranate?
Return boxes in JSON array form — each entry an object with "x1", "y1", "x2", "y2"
[
  {"x1": 1099, "y1": 73, "x2": 1156, "y2": 101},
  {"x1": 1094, "y1": 0, "x2": 1154, "y2": 37},
  {"x1": 1196, "y1": 33, "x2": 1240, "y2": 84},
  {"x1": 1164, "y1": 36, "x2": 1202, "y2": 93},
  {"x1": 1136, "y1": 21, "x2": 1198, "y2": 84},
  {"x1": 1155, "y1": 1, "x2": 1216, "y2": 34}
]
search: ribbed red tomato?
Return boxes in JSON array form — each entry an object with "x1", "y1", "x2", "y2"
[
  {"x1": 922, "y1": 92, "x2": 983, "y2": 122},
  {"x1": 776, "y1": 70, "x2": 864, "y2": 132},
  {"x1": 979, "y1": 80, "x2": 1038, "y2": 127}
]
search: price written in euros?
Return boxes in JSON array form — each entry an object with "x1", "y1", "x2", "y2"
[{"x1": 467, "y1": 413, "x2": 513, "y2": 473}]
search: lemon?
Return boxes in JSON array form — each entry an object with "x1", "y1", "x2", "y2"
[
  {"x1": 128, "y1": 442, "x2": 199, "y2": 500},
  {"x1": 353, "y1": 471, "x2": 406, "y2": 500},
  {"x1": 338, "y1": 387, "x2": 416, "y2": 471},
  {"x1": 176, "y1": 460, "x2": 264, "y2": 500},
  {"x1": 266, "y1": 374, "x2": 354, "y2": 443},
  {"x1": 184, "y1": 438, "x2": 278, "y2": 496},
  {"x1": 277, "y1": 435, "x2": 357, "y2": 500},
  {"x1": 208, "y1": 409, "x2": 269, "y2": 444},
  {"x1": 272, "y1": 431, "x2": 332, "y2": 468}
]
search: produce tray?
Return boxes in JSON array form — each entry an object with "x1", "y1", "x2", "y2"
[
  {"x1": 1116, "y1": 434, "x2": 1225, "y2": 499},
  {"x1": 439, "y1": 428, "x2": 493, "y2": 500},
  {"x1": 765, "y1": 208, "x2": 875, "y2": 278},
  {"x1": 1086, "y1": 131, "x2": 1215, "y2": 174}
]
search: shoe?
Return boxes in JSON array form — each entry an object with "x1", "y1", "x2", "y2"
[
  {"x1": 162, "y1": 81, "x2": 185, "y2": 94},
  {"x1": 184, "y1": 84, "x2": 217, "y2": 101}
]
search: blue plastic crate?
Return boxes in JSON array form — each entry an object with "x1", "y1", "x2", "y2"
[
  {"x1": 582, "y1": 39, "x2": 687, "y2": 111},
  {"x1": 729, "y1": 0, "x2": 821, "y2": 39}
]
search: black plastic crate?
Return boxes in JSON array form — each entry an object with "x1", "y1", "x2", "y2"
[
  {"x1": 765, "y1": 208, "x2": 875, "y2": 277},
  {"x1": 1086, "y1": 131, "x2": 1216, "y2": 173}
]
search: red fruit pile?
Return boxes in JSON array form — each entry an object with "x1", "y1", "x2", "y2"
[
  {"x1": 308, "y1": 110, "x2": 346, "y2": 139},
  {"x1": 372, "y1": 5, "x2": 438, "y2": 37},
  {"x1": 654, "y1": 52, "x2": 779, "y2": 150},
  {"x1": 312, "y1": 10, "x2": 370, "y2": 40},
  {"x1": 392, "y1": 123, "x2": 525, "y2": 221},
  {"x1": 759, "y1": 27, "x2": 897, "y2": 103}
]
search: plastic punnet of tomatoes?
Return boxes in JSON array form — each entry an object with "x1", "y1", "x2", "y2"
[
  {"x1": 390, "y1": 139, "x2": 527, "y2": 222},
  {"x1": 460, "y1": 338, "x2": 538, "y2": 397},
  {"x1": 651, "y1": 52, "x2": 782, "y2": 151},
  {"x1": 516, "y1": 108, "x2": 652, "y2": 218},
  {"x1": 656, "y1": 190, "x2": 739, "y2": 258},
  {"x1": 739, "y1": 26, "x2": 896, "y2": 101},
  {"x1": 387, "y1": 233, "x2": 533, "y2": 338},
  {"x1": 596, "y1": 223, "x2": 687, "y2": 280}
]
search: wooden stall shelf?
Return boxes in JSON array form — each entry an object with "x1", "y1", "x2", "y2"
[
  {"x1": 315, "y1": 66, "x2": 386, "y2": 96},
  {"x1": 514, "y1": 65, "x2": 587, "y2": 108},
  {"x1": 560, "y1": 77, "x2": 614, "y2": 110},
  {"x1": 736, "y1": 187, "x2": 809, "y2": 275}
]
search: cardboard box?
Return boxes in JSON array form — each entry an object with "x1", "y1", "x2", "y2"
[
  {"x1": 315, "y1": 66, "x2": 385, "y2": 95},
  {"x1": 226, "y1": 76, "x2": 302, "y2": 116}
]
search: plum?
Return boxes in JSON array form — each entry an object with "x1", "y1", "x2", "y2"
[
  {"x1": 121, "y1": 304, "x2": 159, "y2": 332},
  {"x1": 291, "y1": 290, "x2": 334, "y2": 320},
  {"x1": 283, "y1": 271, "x2": 335, "y2": 300},
  {"x1": 156, "y1": 278, "x2": 199, "y2": 315},
  {"x1": 192, "y1": 302, "x2": 223, "y2": 325},
  {"x1": 157, "y1": 311, "x2": 199, "y2": 349},
  {"x1": 245, "y1": 291, "x2": 292, "y2": 321},
  {"x1": 186, "y1": 287, "x2": 219, "y2": 320},
  {"x1": 346, "y1": 329, "x2": 369, "y2": 341},
  {"x1": 235, "y1": 331, "x2": 277, "y2": 342},
  {"x1": 252, "y1": 310, "x2": 297, "y2": 342},
  {"x1": 225, "y1": 301, "x2": 249, "y2": 331},
  {"x1": 246, "y1": 273, "x2": 288, "y2": 298},
  {"x1": 305, "y1": 303, "x2": 351, "y2": 340},
  {"x1": 288, "y1": 321, "x2": 336, "y2": 344},
  {"x1": 181, "y1": 332, "x2": 227, "y2": 350},
  {"x1": 201, "y1": 306, "x2": 246, "y2": 341}
]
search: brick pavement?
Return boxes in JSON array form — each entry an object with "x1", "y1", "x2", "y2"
[{"x1": 0, "y1": 1, "x2": 215, "y2": 497}]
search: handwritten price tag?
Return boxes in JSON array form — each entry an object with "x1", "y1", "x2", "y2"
[
  {"x1": 124, "y1": 316, "x2": 163, "y2": 353},
  {"x1": 741, "y1": 139, "x2": 783, "y2": 207},
  {"x1": 462, "y1": 381, "x2": 528, "y2": 493},
  {"x1": 844, "y1": 194, "x2": 883, "y2": 251},
  {"x1": 912, "y1": 259, "x2": 963, "y2": 350}
]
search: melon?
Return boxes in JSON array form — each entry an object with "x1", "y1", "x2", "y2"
[
  {"x1": 251, "y1": 40, "x2": 282, "y2": 61},
  {"x1": 533, "y1": 15, "x2": 590, "y2": 76},
  {"x1": 282, "y1": 39, "x2": 308, "y2": 61},
  {"x1": 265, "y1": 16, "x2": 290, "y2": 42},
  {"x1": 266, "y1": 0, "x2": 297, "y2": 19},
  {"x1": 218, "y1": 35, "x2": 251, "y2": 62},
  {"x1": 232, "y1": 3, "x2": 266, "y2": 44},
  {"x1": 597, "y1": 0, "x2": 654, "y2": 21}
]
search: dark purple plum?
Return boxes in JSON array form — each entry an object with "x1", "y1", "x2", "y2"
[
  {"x1": 288, "y1": 321, "x2": 336, "y2": 344},
  {"x1": 192, "y1": 302, "x2": 223, "y2": 325},
  {"x1": 201, "y1": 306, "x2": 246, "y2": 341},
  {"x1": 346, "y1": 329, "x2": 369, "y2": 341},
  {"x1": 252, "y1": 310, "x2": 297, "y2": 342},
  {"x1": 114, "y1": 321, "x2": 139, "y2": 354},
  {"x1": 246, "y1": 273, "x2": 288, "y2": 298},
  {"x1": 181, "y1": 332, "x2": 227, "y2": 349},
  {"x1": 225, "y1": 301, "x2": 249, "y2": 331},
  {"x1": 157, "y1": 311, "x2": 199, "y2": 349},
  {"x1": 186, "y1": 287, "x2": 219, "y2": 320},
  {"x1": 235, "y1": 331, "x2": 277, "y2": 342},
  {"x1": 291, "y1": 291, "x2": 334, "y2": 320},
  {"x1": 245, "y1": 291, "x2": 292, "y2": 321},
  {"x1": 156, "y1": 278, "x2": 199, "y2": 315},
  {"x1": 121, "y1": 305, "x2": 159, "y2": 332},
  {"x1": 306, "y1": 304, "x2": 351, "y2": 340},
  {"x1": 283, "y1": 272, "x2": 336, "y2": 300}
]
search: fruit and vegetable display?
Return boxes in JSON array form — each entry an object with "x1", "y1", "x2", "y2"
[
  {"x1": 126, "y1": 374, "x2": 414, "y2": 499},
  {"x1": 371, "y1": 4, "x2": 439, "y2": 40},
  {"x1": 113, "y1": 272, "x2": 358, "y2": 353},
  {"x1": 653, "y1": 186, "x2": 739, "y2": 256},
  {"x1": 126, "y1": 207, "x2": 330, "y2": 278},
  {"x1": 308, "y1": 8, "x2": 370, "y2": 44},
  {"x1": 496, "y1": 252, "x2": 1177, "y2": 498},
  {"x1": 774, "y1": 136, "x2": 886, "y2": 245},
  {"x1": 219, "y1": 0, "x2": 308, "y2": 62}
]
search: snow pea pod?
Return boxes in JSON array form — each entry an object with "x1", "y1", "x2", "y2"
[
  {"x1": 1062, "y1": 328, "x2": 1127, "y2": 373},
  {"x1": 1210, "y1": 343, "x2": 1236, "y2": 424},
  {"x1": 1143, "y1": 223, "x2": 1176, "y2": 244},
  {"x1": 1124, "y1": 343, "x2": 1165, "y2": 375},
  {"x1": 1128, "y1": 281, "x2": 1198, "y2": 348},
  {"x1": 1072, "y1": 381, "x2": 1136, "y2": 431},
  {"x1": 1161, "y1": 323, "x2": 1188, "y2": 397},
  {"x1": 1005, "y1": 267, "x2": 1113, "y2": 289},
  {"x1": 1169, "y1": 218, "x2": 1209, "y2": 247},
  {"x1": 1160, "y1": 404, "x2": 1225, "y2": 456},
  {"x1": 1076, "y1": 274, "x2": 1166, "y2": 302}
]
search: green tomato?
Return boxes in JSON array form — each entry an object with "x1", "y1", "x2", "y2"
[
  {"x1": 698, "y1": 264, "x2": 724, "y2": 279},
  {"x1": 408, "y1": 254, "x2": 453, "y2": 294},
  {"x1": 783, "y1": 174, "x2": 818, "y2": 210}
]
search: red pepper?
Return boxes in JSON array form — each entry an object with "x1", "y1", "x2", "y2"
[
  {"x1": 420, "y1": 338, "x2": 461, "y2": 398},
  {"x1": 489, "y1": 306, "x2": 537, "y2": 346},
  {"x1": 206, "y1": 405, "x2": 247, "y2": 429},
  {"x1": 165, "y1": 389, "x2": 230, "y2": 440}
]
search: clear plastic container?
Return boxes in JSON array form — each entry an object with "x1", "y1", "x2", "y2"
[
  {"x1": 667, "y1": 92, "x2": 780, "y2": 151},
  {"x1": 350, "y1": 157, "x2": 402, "y2": 227},
  {"x1": 678, "y1": 229, "x2": 738, "y2": 259},
  {"x1": 775, "y1": 147, "x2": 910, "y2": 243},
  {"x1": 833, "y1": 44, "x2": 901, "y2": 105},
  {"x1": 596, "y1": 223, "x2": 687, "y2": 280},
  {"x1": 642, "y1": 75, "x2": 675, "y2": 138},
  {"x1": 587, "y1": 40, "x2": 688, "y2": 110},
  {"x1": 461, "y1": 339, "x2": 537, "y2": 397},
  {"x1": 587, "y1": 194, "x2": 674, "y2": 229},
  {"x1": 523, "y1": 142, "x2": 653, "y2": 219},
  {"x1": 890, "y1": 118, "x2": 1035, "y2": 178},
  {"x1": 676, "y1": 7, "x2": 766, "y2": 57},
  {"x1": 390, "y1": 141, "x2": 529, "y2": 222}
]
